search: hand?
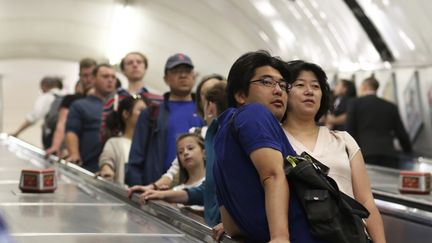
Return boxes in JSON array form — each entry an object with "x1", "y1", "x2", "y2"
[
  {"x1": 45, "y1": 146, "x2": 60, "y2": 157},
  {"x1": 98, "y1": 164, "x2": 114, "y2": 181},
  {"x1": 66, "y1": 154, "x2": 82, "y2": 165},
  {"x1": 138, "y1": 189, "x2": 165, "y2": 204},
  {"x1": 212, "y1": 223, "x2": 225, "y2": 242},
  {"x1": 127, "y1": 185, "x2": 150, "y2": 198}
]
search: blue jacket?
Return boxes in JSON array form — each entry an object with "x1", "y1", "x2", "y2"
[
  {"x1": 185, "y1": 119, "x2": 220, "y2": 227},
  {"x1": 126, "y1": 93, "x2": 202, "y2": 186}
]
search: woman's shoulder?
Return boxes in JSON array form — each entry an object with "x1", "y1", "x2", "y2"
[{"x1": 105, "y1": 136, "x2": 131, "y2": 146}]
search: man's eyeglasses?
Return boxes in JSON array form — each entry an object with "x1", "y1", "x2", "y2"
[{"x1": 250, "y1": 77, "x2": 291, "y2": 92}]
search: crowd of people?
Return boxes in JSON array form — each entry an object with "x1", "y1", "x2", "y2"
[{"x1": 10, "y1": 49, "x2": 416, "y2": 242}]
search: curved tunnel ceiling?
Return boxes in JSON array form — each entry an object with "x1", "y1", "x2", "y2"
[{"x1": 0, "y1": 0, "x2": 431, "y2": 90}]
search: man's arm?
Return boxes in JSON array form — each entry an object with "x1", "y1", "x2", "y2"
[
  {"x1": 65, "y1": 132, "x2": 81, "y2": 163},
  {"x1": 64, "y1": 103, "x2": 83, "y2": 164},
  {"x1": 46, "y1": 107, "x2": 69, "y2": 155},
  {"x1": 393, "y1": 109, "x2": 412, "y2": 153},
  {"x1": 11, "y1": 120, "x2": 32, "y2": 137},
  {"x1": 250, "y1": 148, "x2": 289, "y2": 242}
]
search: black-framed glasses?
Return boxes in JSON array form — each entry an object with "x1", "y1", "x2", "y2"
[{"x1": 250, "y1": 77, "x2": 291, "y2": 91}]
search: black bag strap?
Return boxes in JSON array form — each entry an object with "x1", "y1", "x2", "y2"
[{"x1": 340, "y1": 192, "x2": 370, "y2": 218}]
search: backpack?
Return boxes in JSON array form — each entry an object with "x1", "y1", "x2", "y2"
[
  {"x1": 42, "y1": 94, "x2": 63, "y2": 147},
  {"x1": 285, "y1": 152, "x2": 372, "y2": 243}
]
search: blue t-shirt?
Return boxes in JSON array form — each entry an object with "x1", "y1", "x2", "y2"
[
  {"x1": 66, "y1": 95, "x2": 104, "y2": 172},
  {"x1": 213, "y1": 103, "x2": 327, "y2": 243},
  {"x1": 165, "y1": 100, "x2": 204, "y2": 170}
]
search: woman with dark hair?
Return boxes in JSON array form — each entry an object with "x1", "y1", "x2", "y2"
[
  {"x1": 98, "y1": 95, "x2": 146, "y2": 184},
  {"x1": 326, "y1": 79, "x2": 357, "y2": 130},
  {"x1": 282, "y1": 61, "x2": 386, "y2": 243},
  {"x1": 195, "y1": 74, "x2": 225, "y2": 117}
]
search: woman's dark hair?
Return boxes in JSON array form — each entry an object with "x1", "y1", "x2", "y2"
[
  {"x1": 340, "y1": 79, "x2": 357, "y2": 98},
  {"x1": 286, "y1": 60, "x2": 331, "y2": 122},
  {"x1": 115, "y1": 77, "x2": 122, "y2": 89},
  {"x1": 195, "y1": 74, "x2": 225, "y2": 117},
  {"x1": 227, "y1": 50, "x2": 290, "y2": 108},
  {"x1": 105, "y1": 95, "x2": 142, "y2": 139},
  {"x1": 176, "y1": 132, "x2": 205, "y2": 184},
  {"x1": 205, "y1": 82, "x2": 228, "y2": 116}
]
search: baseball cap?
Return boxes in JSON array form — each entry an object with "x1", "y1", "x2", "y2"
[{"x1": 164, "y1": 53, "x2": 194, "y2": 74}]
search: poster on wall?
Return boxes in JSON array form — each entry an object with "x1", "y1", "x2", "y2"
[
  {"x1": 428, "y1": 85, "x2": 432, "y2": 129},
  {"x1": 403, "y1": 71, "x2": 423, "y2": 142},
  {"x1": 381, "y1": 72, "x2": 398, "y2": 105}
]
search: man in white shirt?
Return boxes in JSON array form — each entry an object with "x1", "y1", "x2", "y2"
[{"x1": 12, "y1": 76, "x2": 64, "y2": 148}]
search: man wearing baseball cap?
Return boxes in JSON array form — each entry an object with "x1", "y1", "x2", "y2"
[{"x1": 126, "y1": 53, "x2": 205, "y2": 186}]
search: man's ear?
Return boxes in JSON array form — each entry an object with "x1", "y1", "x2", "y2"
[{"x1": 234, "y1": 92, "x2": 247, "y2": 106}]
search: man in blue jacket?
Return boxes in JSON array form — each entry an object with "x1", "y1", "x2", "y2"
[{"x1": 126, "y1": 53, "x2": 204, "y2": 186}]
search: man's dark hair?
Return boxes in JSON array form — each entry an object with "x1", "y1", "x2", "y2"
[
  {"x1": 40, "y1": 76, "x2": 63, "y2": 90},
  {"x1": 362, "y1": 77, "x2": 380, "y2": 91},
  {"x1": 340, "y1": 79, "x2": 357, "y2": 98},
  {"x1": 286, "y1": 60, "x2": 331, "y2": 122},
  {"x1": 205, "y1": 82, "x2": 228, "y2": 116},
  {"x1": 92, "y1": 63, "x2": 112, "y2": 76},
  {"x1": 120, "y1": 52, "x2": 148, "y2": 71},
  {"x1": 226, "y1": 50, "x2": 290, "y2": 108}
]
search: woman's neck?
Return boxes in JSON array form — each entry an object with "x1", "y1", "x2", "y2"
[
  {"x1": 122, "y1": 125, "x2": 134, "y2": 139},
  {"x1": 283, "y1": 114, "x2": 319, "y2": 137},
  {"x1": 185, "y1": 164, "x2": 205, "y2": 186}
]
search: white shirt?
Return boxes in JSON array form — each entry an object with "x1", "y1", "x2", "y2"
[
  {"x1": 26, "y1": 88, "x2": 64, "y2": 124},
  {"x1": 284, "y1": 126, "x2": 360, "y2": 197}
]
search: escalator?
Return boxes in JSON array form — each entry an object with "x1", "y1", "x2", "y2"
[{"x1": 0, "y1": 134, "x2": 235, "y2": 243}]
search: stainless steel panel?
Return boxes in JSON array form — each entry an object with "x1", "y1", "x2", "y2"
[
  {"x1": 368, "y1": 165, "x2": 432, "y2": 206},
  {"x1": 0, "y1": 134, "x2": 221, "y2": 243}
]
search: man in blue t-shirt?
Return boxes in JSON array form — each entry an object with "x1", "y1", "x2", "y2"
[
  {"x1": 126, "y1": 53, "x2": 204, "y2": 186},
  {"x1": 65, "y1": 64, "x2": 116, "y2": 172},
  {"x1": 213, "y1": 51, "x2": 327, "y2": 243}
]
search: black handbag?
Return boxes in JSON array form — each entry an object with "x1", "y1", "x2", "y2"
[{"x1": 284, "y1": 152, "x2": 372, "y2": 243}]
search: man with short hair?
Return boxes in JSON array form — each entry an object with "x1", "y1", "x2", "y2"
[
  {"x1": 100, "y1": 52, "x2": 162, "y2": 143},
  {"x1": 45, "y1": 58, "x2": 97, "y2": 156},
  {"x1": 347, "y1": 77, "x2": 412, "y2": 167},
  {"x1": 12, "y1": 76, "x2": 64, "y2": 149},
  {"x1": 212, "y1": 51, "x2": 323, "y2": 242},
  {"x1": 126, "y1": 53, "x2": 205, "y2": 186},
  {"x1": 65, "y1": 64, "x2": 116, "y2": 172},
  {"x1": 78, "y1": 58, "x2": 97, "y2": 93}
]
